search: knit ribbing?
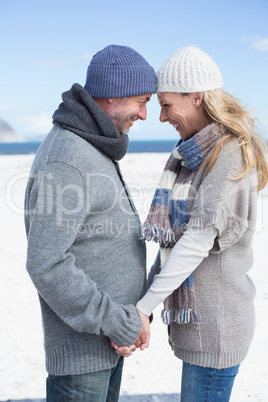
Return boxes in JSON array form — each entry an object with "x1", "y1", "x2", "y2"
[
  {"x1": 45, "y1": 337, "x2": 119, "y2": 375},
  {"x1": 84, "y1": 45, "x2": 157, "y2": 98},
  {"x1": 173, "y1": 346, "x2": 251, "y2": 370}
]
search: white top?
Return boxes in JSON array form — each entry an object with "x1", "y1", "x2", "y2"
[{"x1": 136, "y1": 225, "x2": 218, "y2": 316}]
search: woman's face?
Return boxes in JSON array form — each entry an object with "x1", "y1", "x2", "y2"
[{"x1": 158, "y1": 92, "x2": 204, "y2": 140}]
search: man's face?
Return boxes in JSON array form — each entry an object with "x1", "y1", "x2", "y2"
[{"x1": 108, "y1": 94, "x2": 152, "y2": 134}]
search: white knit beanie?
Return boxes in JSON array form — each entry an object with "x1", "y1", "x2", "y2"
[{"x1": 157, "y1": 46, "x2": 223, "y2": 93}]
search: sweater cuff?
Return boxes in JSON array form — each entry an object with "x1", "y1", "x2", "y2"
[{"x1": 106, "y1": 305, "x2": 142, "y2": 347}]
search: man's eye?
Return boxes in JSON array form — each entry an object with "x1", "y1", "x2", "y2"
[{"x1": 163, "y1": 104, "x2": 170, "y2": 109}]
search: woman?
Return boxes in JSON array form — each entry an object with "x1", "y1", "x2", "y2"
[{"x1": 114, "y1": 46, "x2": 268, "y2": 400}]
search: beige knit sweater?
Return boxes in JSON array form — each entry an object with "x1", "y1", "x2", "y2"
[{"x1": 144, "y1": 138, "x2": 258, "y2": 369}]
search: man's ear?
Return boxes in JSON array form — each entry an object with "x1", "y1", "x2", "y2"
[{"x1": 193, "y1": 92, "x2": 203, "y2": 107}]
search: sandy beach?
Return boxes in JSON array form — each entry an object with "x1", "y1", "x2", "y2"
[{"x1": 0, "y1": 153, "x2": 267, "y2": 401}]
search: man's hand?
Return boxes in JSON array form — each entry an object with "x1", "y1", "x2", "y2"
[{"x1": 111, "y1": 310, "x2": 150, "y2": 356}]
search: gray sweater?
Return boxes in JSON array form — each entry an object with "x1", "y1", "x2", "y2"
[{"x1": 24, "y1": 126, "x2": 146, "y2": 375}]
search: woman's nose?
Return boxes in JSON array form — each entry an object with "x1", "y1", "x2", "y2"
[{"x1": 159, "y1": 108, "x2": 168, "y2": 123}]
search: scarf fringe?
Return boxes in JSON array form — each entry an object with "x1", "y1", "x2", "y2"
[
  {"x1": 161, "y1": 308, "x2": 201, "y2": 325},
  {"x1": 139, "y1": 224, "x2": 175, "y2": 247}
]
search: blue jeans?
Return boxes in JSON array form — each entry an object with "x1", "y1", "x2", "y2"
[
  {"x1": 46, "y1": 356, "x2": 124, "y2": 402},
  {"x1": 181, "y1": 362, "x2": 240, "y2": 401}
]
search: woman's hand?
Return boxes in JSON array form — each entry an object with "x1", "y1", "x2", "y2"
[{"x1": 111, "y1": 341, "x2": 136, "y2": 357}]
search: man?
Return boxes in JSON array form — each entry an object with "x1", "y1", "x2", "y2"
[{"x1": 24, "y1": 44, "x2": 156, "y2": 401}]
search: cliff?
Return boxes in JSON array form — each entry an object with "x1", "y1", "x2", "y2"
[{"x1": 0, "y1": 118, "x2": 24, "y2": 143}]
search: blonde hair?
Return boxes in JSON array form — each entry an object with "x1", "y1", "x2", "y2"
[{"x1": 202, "y1": 89, "x2": 268, "y2": 191}]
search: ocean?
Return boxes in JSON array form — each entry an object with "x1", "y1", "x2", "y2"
[{"x1": 0, "y1": 140, "x2": 177, "y2": 155}]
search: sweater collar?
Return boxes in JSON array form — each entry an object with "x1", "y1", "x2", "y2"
[{"x1": 52, "y1": 83, "x2": 129, "y2": 161}]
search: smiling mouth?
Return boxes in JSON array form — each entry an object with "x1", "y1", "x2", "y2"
[
  {"x1": 172, "y1": 122, "x2": 181, "y2": 131},
  {"x1": 129, "y1": 116, "x2": 139, "y2": 126}
]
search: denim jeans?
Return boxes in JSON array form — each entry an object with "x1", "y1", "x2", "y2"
[
  {"x1": 180, "y1": 362, "x2": 240, "y2": 401},
  {"x1": 46, "y1": 356, "x2": 124, "y2": 402}
]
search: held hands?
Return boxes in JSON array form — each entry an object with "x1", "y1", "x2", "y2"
[
  {"x1": 111, "y1": 310, "x2": 150, "y2": 357},
  {"x1": 110, "y1": 342, "x2": 136, "y2": 357}
]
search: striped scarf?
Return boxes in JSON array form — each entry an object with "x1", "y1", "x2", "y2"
[{"x1": 140, "y1": 123, "x2": 220, "y2": 325}]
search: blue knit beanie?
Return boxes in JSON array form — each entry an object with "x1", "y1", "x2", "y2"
[{"x1": 84, "y1": 45, "x2": 157, "y2": 98}]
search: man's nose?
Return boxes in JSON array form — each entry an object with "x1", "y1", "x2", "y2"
[{"x1": 138, "y1": 104, "x2": 147, "y2": 121}]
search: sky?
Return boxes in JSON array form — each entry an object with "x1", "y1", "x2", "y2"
[{"x1": 1, "y1": 0, "x2": 268, "y2": 141}]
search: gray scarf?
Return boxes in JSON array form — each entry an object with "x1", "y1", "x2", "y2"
[{"x1": 52, "y1": 83, "x2": 129, "y2": 161}]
